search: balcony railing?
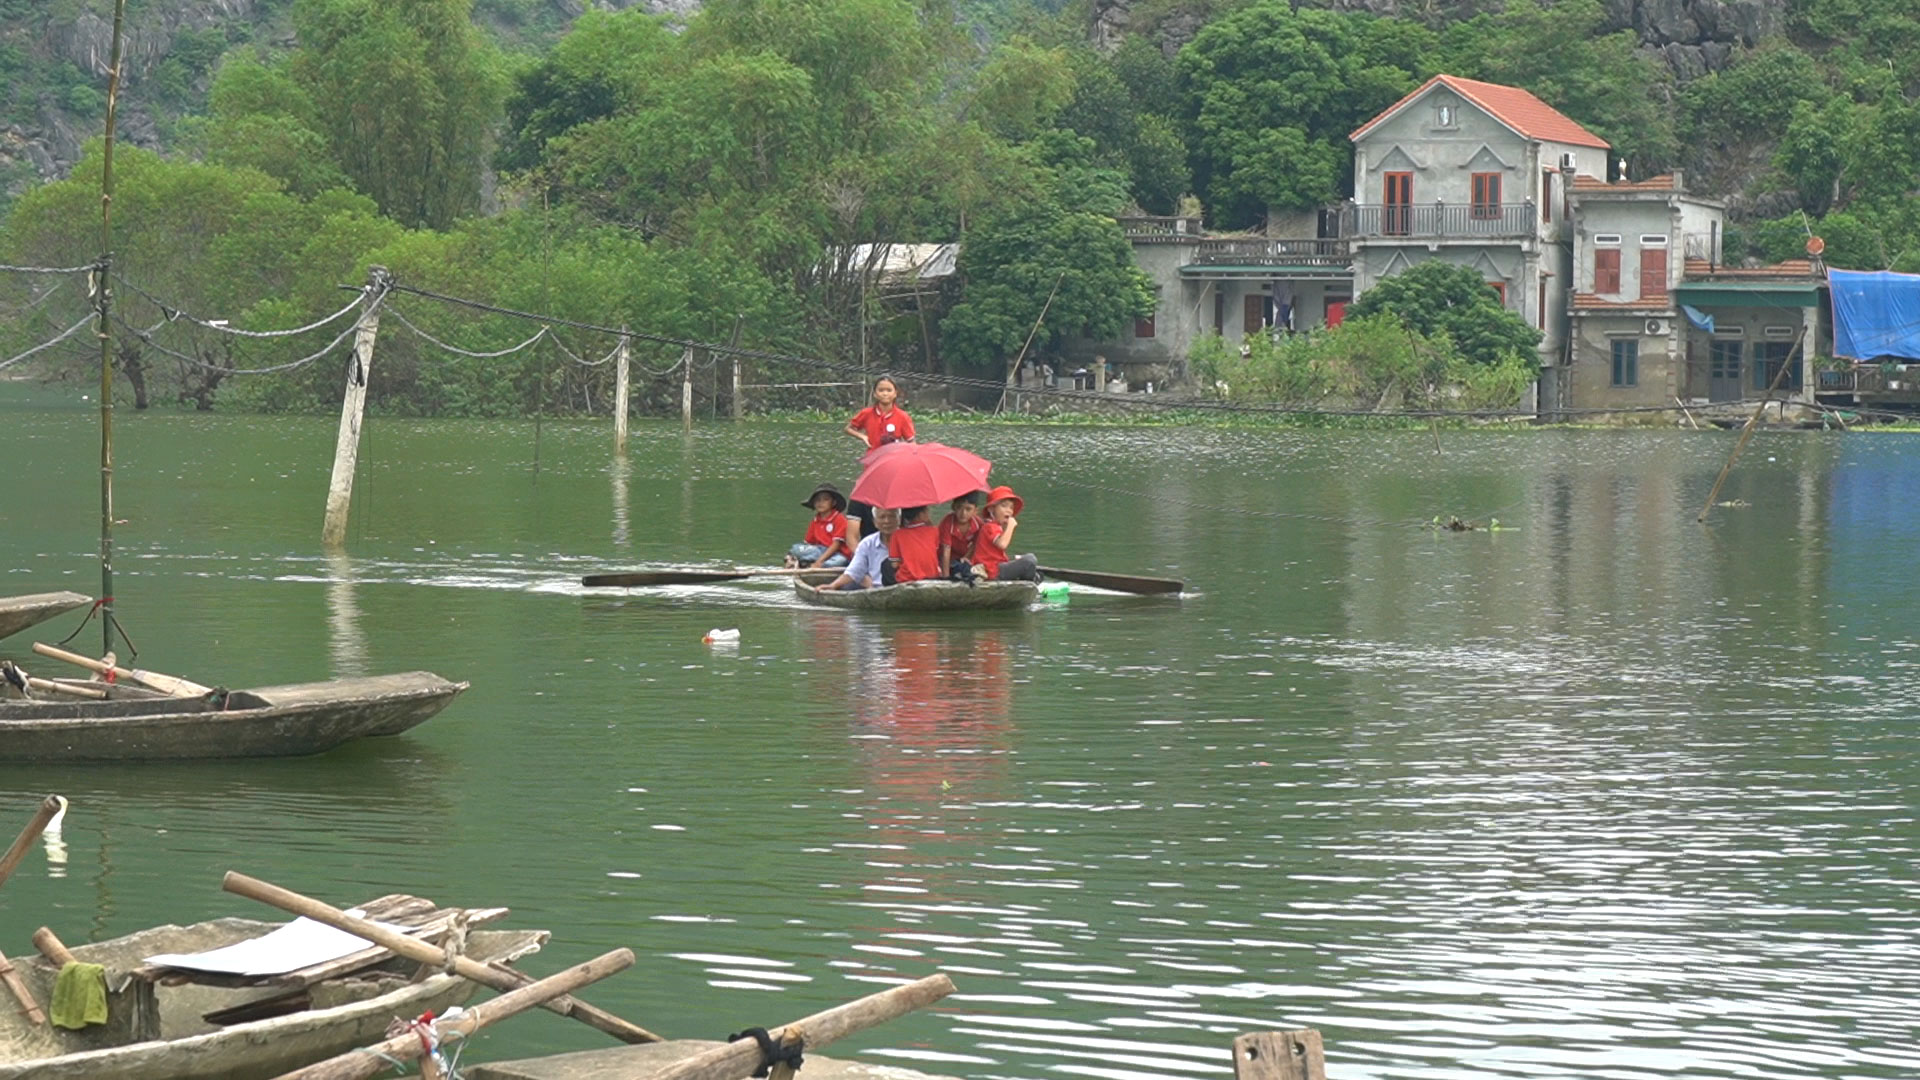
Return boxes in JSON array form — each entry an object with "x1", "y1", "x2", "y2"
[
  {"x1": 1117, "y1": 215, "x2": 1204, "y2": 242},
  {"x1": 1348, "y1": 202, "x2": 1536, "y2": 239},
  {"x1": 1192, "y1": 237, "x2": 1351, "y2": 267}
]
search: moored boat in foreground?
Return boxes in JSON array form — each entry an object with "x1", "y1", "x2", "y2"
[
  {"x1": 0, "y1": 671, "x2": 466, "y2": 762},
  {"x1": 793, "y1": 578, "x2": 1036, "y2": 612},
  {"x1": 0, "y1": 593, "x2": 90, "y2": 642},
  {"x1": 1, "y1": 894, "x2": 546, "y2": 1080}
]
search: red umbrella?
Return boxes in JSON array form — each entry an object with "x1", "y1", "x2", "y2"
[{"x1": 850, "y1": 442, "x2": 992, "y2": 509}]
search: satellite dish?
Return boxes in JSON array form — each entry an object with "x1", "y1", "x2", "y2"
[{"x1": 1806, "y1": 236, "x2": 1826, "y2": 256}]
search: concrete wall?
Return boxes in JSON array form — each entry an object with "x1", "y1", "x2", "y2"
[
  {"x1": 1355, "y1": 89, "x2": 1532, "y2": 210},
  {"x1": 1061, "y1": 240, "x2": 1198, "y2": 375},
  {"x1": 1572, "y1": 199, "x2": 1674, "y2": 298},
  {"x1": 1679, "y1": 303, "x2": 1819, "y2": 402},
  {"x1": 1570, "y1": 312, "x2": 1681, "y2": 409}
]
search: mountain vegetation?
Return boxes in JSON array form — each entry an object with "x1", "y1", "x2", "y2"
[{"x1": 0, "y1": 0, "x2": 1915, "y2": 414}]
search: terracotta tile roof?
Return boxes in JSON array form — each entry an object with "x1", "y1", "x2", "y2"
[
  {"x1": 1571, "y1": 174, "x2": 1679, "y2": 192},
  {"x1": 1572, "y1": 293, "x2": 1672, "y2": 310},
  {"x1": 1350, "y1": 74, "x2": 1611, "y2": 150},
  {"x1": 1683, "y1": 257, "x2": 1820, "y2": 280}
]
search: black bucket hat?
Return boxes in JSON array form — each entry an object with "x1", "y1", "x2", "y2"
[{"x1": 803, "y1": 482, "x2": 848, "y2": 512}]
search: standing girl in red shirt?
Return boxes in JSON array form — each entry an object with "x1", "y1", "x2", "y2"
[{"x1": 845, "y1": 377, "x2": 915, "y2": 542}]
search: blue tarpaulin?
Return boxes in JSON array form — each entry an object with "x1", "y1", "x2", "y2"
[
  {"x1": 1830, "y1": 269, "x2": 1920, "y2": 361},
  {"x1": 1681, "y1": 304, "x2": 1715, "y2": 333}
]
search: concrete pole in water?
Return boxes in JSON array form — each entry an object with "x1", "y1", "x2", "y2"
[
  {"x1": 681, "y1": 346, "x2": 694, "y2": 429},
  {"x1": 322, "y1": 266, "x2": 388, "y2": 548},
  {"x1": 613, "y1": 328, "x2": 630, "y2": 454}
]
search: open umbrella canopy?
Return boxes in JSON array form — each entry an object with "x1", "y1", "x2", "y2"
[{"x1": 851, "y1": 442, "x2": 992, "y2": 509}]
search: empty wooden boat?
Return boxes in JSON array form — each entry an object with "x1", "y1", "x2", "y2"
[
  {"x1": 793, "y1": 578, "x2": 1037, "y2": 612},
  {"x1": 0, "y1": 893, "x2": 546, "y2": 1080},
  {"x1": 0, "y1": 592, "x2": 90, "y2": 642},
  {"x1": 0, "y1": 671, "x2": 466, "y2": 762}
]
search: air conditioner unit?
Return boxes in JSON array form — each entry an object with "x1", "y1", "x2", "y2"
[
  {"x1": 1645, "y1": 318, "x2": 1665, "y2": 335},
  {"x1": 1559, "y1": 152, "x2": 1577, "y2": 172}
]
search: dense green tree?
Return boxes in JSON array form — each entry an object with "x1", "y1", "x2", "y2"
[
  {"x1": 1179, "y1": 1, "x2": 1431, "y2": 225},
  {"x1": 1347, "y1": 261, "x2": 1541, "y2": 370},
  {"x1": 199, "y1": 56, "x2": 352, "y2": 197},
  {"x1": 291, "y1": 0, "x2": 508, "y2": 229},
  {"x1": 496, "y1": 9, "x2": 677, "y2": 175}
]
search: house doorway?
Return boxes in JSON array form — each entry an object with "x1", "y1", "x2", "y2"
[{"x1": 1709, "y1": 338, "x2": 1743, "y2": 402}]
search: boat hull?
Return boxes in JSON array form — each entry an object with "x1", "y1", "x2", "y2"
[
  {"x1": 794, "y1": 578, "x2": 1037, "y2": 611},
  {"x1": 0, "y1": 591, "x2": 91, "y2": 641},
  {"x1": 0, "y1": 672, "x2": 466, "y2": 762},
  {"x1": 0, "y1": 921, "x2": 544, "y2": 1080}
]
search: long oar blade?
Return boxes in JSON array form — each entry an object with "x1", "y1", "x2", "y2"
[
  {"x1": 582, "y1": 570, "x2": 757, "y2": 587},
  {"x1": 1038, "y1": 566, "x2": 1185, "y2": 596}
]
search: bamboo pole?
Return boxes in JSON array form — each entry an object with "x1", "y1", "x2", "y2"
[
  {"x1": 32, "y1": 641, "x2": 210, "y2": 697},
  {"x1": 681, "y1": 346, "x2": 695, "y2": 428},
  {"x1": 614, "y1": 329, "x2": 631, "y2": 454},
  {"x1": 95, "y1": 0, "x2": 127, "y2": 658},
  {"x1": 0, "y1": 796, "x2": 64, "y2": 893},
  {"x1": 0, "y1": 951, "x2": 44, "y2": 1026},
  {"x1": 1697, "y1": 326, "x2": 1805, "y2": 523},
  {"x1": 644, "y1": 974, "x2": 955, "y2": 1080},
  {"x1": 322, "y1": 266, "x2": 388, "y2": 547},
  {"x1": 222, "y1": 871, "x2": 662, "y2": 1044},
  {"x1": 273, "y1": 948, "x2": 635, "y2": 1080},
  {"x1": 31, "y1": 927, "x2": 77, "y2": 967}
]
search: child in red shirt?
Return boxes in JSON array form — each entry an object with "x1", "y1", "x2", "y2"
[
  {"x1": 845, "y1": 376, "x2": 915, "y2": 451},
  {"x1": 936, "y1": 492, "x2": 984, "y2": 579},
  {"x1": 787, "y1": 482, "x2": 853, "y2": 569},
  {"x1": 971, "y1": 485, "x2": 1039, "y2": 581},
  {"x1": 885, "y1": 506, "x2": 942, "y2": 584}
]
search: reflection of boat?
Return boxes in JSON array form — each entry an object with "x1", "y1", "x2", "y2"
[
  {"x1": 1, "y1": 893, "x2": 545, "y2": 1080},
  {"x1": 0, "y1": 672, "x2": 466, "y2": 763},
  {"x1": 0, "y1": 592, "x2": 90, "y2": 642},
  {"x1": 793, "y1": 579, "x2": 1036, "y2": 612}
]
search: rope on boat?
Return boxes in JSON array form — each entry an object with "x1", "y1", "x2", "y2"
[{"x1": 728, "y1": 1025, "x2": 805, "y2": 1078}]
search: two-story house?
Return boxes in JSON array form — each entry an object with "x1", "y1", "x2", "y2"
[
  {"x1": 1567, "y1": 173, "x2": 1823, "y2": 409},
  {"x1": 1347, "y1": 75, "x2": 1609, "y2": 402}
]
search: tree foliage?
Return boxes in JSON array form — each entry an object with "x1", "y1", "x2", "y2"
[{"x1": 1347, "y1": 261, "x2": 1542, "y2": 370}]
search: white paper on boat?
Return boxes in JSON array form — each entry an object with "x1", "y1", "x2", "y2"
[{"x1": 143, "y1": 909, "x2": 422, "y2": 977}]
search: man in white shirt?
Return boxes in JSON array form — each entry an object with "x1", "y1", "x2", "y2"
[{"x1": 822, "y1": 507, "x2": 899, "y2": 589}]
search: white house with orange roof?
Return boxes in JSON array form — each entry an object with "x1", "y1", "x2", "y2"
[{"x1": 1346, "y1": 74, "x2": 1610, "y2": 402}]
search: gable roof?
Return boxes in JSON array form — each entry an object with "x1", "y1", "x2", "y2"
[{"x1": 1350, "y1": 74, "x2": 1611, "y2": 150}]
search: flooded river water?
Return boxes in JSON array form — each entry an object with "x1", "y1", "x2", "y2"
[{"x1": 2, "y1": 397, "x2": 1916, "y2": 1078}]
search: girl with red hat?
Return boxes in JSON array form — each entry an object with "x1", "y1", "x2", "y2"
[{"x1": 970, "y1": 486, "x2": 1039, "y2": 582}]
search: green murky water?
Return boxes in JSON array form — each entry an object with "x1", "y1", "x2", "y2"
[{"x1": 2, "y1": 391, "x2": 1916, "y2": 1079}]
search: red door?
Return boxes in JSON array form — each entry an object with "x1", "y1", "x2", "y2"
[
  {"x1": 1326, "y1": 300, "x2": 1347, "y2": 327},
  {"x1": 1383, "y1": 172, "x2": 1412, "y2": 235},
  {"x1": 1640, "y1": 246, "x2": 1668, "y2": 300}
]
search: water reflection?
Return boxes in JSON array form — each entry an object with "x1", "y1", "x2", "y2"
[
  {"x1": 324, "y1": 551, "x2": 367, "y2": 678},
  {"x1": 611, "y1": 454, "x2": 632, "y2": 549}
]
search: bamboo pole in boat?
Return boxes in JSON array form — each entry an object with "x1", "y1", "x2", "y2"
[
  {"x1": 272, "y1": 948, "x2": 634, "y2": 1080},
  {"x1": 0, "y1": 950, "x2": 44, "y2": 1025},
  {"x1": 31, "y1": 641, "x2": 210, "y2": 697},
  {"x1": 0, "y1": 796, "x2": 64, "y2": 892},
  {"x1": 30, "y1": 927, "x2": 77, "y2": 966},
  {"x1": 223, "y1": 871, "x2": 663, "y2": 1044},
  {"x1": 614, "y1": 327, "x2": 631, "y2": 454},
  {"x1": 25, "y1": 676, "x2": 106, "y2": 699},
  {"x1": 95, "y1": 0, "x2": 128, "y2": 658},
  {"x1": 643, "y1": 974, "x2": 955, "y2": 1080},
  {"x1": 322, "y1": 266, "x2": 389, "y2": 548}
]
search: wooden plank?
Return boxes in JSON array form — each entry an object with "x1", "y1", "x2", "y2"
[
  {"x1": 0, "y1": 949, "x2": 45, "y2": 1025},
  {"x1": 1231, "y1": 1030, "x2": 1326, "y2": 1080},
  {"x1": 644, "y1": 975, "x2": 954, "y2": 1080}
]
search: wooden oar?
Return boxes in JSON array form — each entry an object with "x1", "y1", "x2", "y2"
[
  {"x1": 583, "y1": 567, "x2": 817, "y2": 588},
  {"x1": 273, "y1": 948, "x2": 635, "y2": 1080},
  {"x1": 0, "y1": 796, "x2": 64, "y2": 894},
  {"x1": 223, "y1": 871, "x2": 662, "y2": 1045},
  {"x1": 1037, "y1": 566, "x2": 1185, "y2": 596},
  {"x1": 30, "y1": 642, "x2": 212, "y2": 697}
]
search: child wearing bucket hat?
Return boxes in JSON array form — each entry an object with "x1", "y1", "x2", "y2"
[
  {"x1": 787, "y1": 482, "x2": 854, "y2": 569},
  {"x1": 970, "y1": 486, "x2": 1040, "y2": 582}
]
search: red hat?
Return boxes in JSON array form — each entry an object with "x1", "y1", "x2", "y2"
[{"x1": 984, "y1": 485, "x2": 1023, "y2": 516}]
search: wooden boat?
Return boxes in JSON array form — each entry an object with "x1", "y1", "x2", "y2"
[
  {"x1": 794, "y1": 578, "x2": 1037, "y2": 611},
  {"x1": 0, "y1": 672, "x2": 466, "y2": 762},
  {"x1": 0, "y1": 894, "x2": 546, "y2": 1080},
  {"x1": 0, "y1": 592, "x2": 90, "y2": 642}
]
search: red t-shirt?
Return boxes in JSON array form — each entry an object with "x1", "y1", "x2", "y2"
[
  {"x1": 937, "y1": 515, "x2": 981, "y2": 563},
  {"x1": 887, "y1": 521, "x2": 942, "y2": 583},
  {"x1": 971, "y1": 520, "x2": 1011, "y2": 579},
  {"x1": 804, "y1": 512, "x2": 851, "y2": 556},
  {"x1": 849, "y1": 405, "x2": 914, "y2": 451}
]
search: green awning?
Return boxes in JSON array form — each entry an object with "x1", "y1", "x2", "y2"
[{"x1": 1674, "y1": 282, "x2": 1819, "y2": 307}]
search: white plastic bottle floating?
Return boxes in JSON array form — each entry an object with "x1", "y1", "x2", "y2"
[{"x1": 702, "y1": 628, "x2": 741, "y2": 644}]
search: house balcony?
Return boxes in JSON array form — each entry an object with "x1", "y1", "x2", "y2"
[
  {"x1": 1347, "y1": 202, "x2": 1537, "y2": 240},
  {"x1": 1116, "y1": 215, "x2": 1205, "y2": 242},
  {"x1": 1192, "y1": 237, "x2": 1351, "y2": 267}
]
